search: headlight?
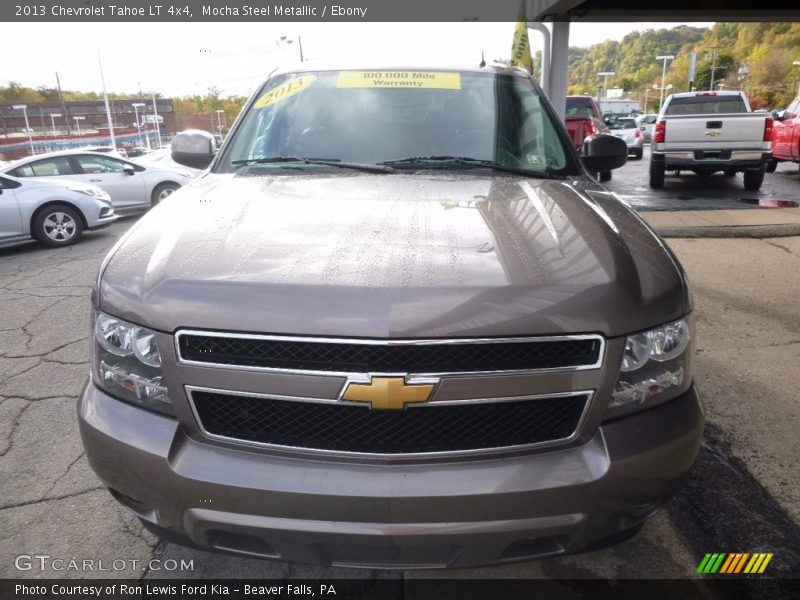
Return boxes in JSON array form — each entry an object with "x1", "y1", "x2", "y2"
[
  {"x1": 620, "y1": 318, "x2": 690, "y2": 371},
  {"x1": 607, "y1": 317, "x2": 694, "y2": 420},
  {"x1": 91, "y1": 310, "x2": 172, "y2": 416}
]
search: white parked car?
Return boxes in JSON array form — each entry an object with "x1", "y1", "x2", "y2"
[
  {"x1": 608, "y1": 117, "x2": 644, "y2": 160},
  {"x1": 0, "y1": 173, "x2": 117, "y2": 248},
  {"x1": 1, "y1": 150, "x2": 196, "y2": 212}
]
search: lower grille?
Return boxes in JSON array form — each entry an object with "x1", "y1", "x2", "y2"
[{"x1": 190, "y1": 390, "x2": 590, "y2": 455}]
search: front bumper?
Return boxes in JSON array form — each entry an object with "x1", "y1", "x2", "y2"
[
  {"x1": 78, "y1": 380, "x2": 703, "y2": 569},
  {"x1": 86, "y1": 212, "x2": 118, "y2": 230}
]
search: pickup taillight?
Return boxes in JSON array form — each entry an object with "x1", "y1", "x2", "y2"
[
  {"x1": 585, "y1": 122, "x2": 596, "y2": 136},
  {"x1": 634, "y1": 128, "x2": 642, "y2": 139},
  {"x1": 654, "y1": 120, "x2": 666, "y2": 143},
  {"x1": 763, "y1": 117, "x2": 774, "y2": 142}
]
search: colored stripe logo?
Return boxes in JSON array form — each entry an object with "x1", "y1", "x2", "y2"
[{"x1": 697, "y1": 552, "x2": 773, "y2": 574}]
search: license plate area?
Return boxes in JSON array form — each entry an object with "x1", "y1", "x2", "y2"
[{"x1": 694, "y1": 150, "x2": 731, "y2": 160}]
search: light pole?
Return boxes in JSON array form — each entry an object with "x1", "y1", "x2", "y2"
[
  {"x1": 643, "y1": 85, "x2": 659, "y2": 113},
  {"x1": 597, "y1": 71, "x2": 615, "y2": 99},
  {"x1": 73, "y1": 116, "x2": 84, "y2": 137},
  {"x1": 12, "y1": 104, "x2": 35, "y2": 155},
  {"x1": 151, "y1": 93, "x2": 162, "y2": 149},
  {"x1": 656, "y1": 55, "x2": 675, "y2": 107},
  {"x1": 277, "y1": 35, "x2": 304, "y2": 62},
  {"x1": 49, "y1": 113, "x2": 62, "y2": 150},
  {"x1": 215, "y1": 109, "x2": 225, "y2": 138},
  {"x1": 132, "y1": 103, "x2": 146, "y2": 146}
]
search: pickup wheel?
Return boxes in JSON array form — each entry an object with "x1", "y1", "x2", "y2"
[
  {"x1": 599, "y1": 171, "x2": 612, "y2": 182},
  {"x1": 649, "y1": 162, "x2": 665, "y2": 189},
  {"x1": 765, "y1": 159, "x2": 778, "y2": 173},
  {"x1": 633, "y1": 149, "x2": 643, "y2": 160},
  {"x1": 743, "y1": 167, "x2": 765, "y2": 190}
]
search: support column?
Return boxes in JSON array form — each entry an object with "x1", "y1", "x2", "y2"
[
  {"x1": 528, "y1": 22, "x2": 551, "y2": 96},
  {"x1": 548, "y1": 19, "x2": 570, "y2": 122}
]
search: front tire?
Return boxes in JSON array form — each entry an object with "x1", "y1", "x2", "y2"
[
  {"x1": 151, "y1": 182, "x2": 180, "y2": 206},
  {"x1": 765, "y1": 159, "x2": 778, "y2": 173},
  {"x1": 649, "y1": 161, "x2": 665, "y2": 189},
  {"x1": 743, "y1": 167, "x2": 765, "y2": 190},
  {"x1": 599, "y1": 171, "x2": 612, "y2": 182},
  {"x1": 633, "y1": 149, "x2": 643, "y2": 160},
  {"x1": 33, "y1": 204, "x2": 83, "y2": 247}
]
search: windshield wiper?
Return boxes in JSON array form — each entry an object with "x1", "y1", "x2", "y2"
[
  {"x1": 379, "y1": 156, "x2": 559, "y2": 178},
  {"x1": 231, "y1": 156, "x2": 395, "y2": 173}
]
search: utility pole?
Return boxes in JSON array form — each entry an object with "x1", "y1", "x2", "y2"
[{"x1": 708, "y1": 49, "x2": 719, "y2": 91}]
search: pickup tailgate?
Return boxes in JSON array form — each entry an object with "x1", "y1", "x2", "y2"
[
  {"x1": 564, "y1": 118, "x2": 589, "y2": 150},
  {"x1": 662, "y1": 113, "x2": 766, "y2": 150}
]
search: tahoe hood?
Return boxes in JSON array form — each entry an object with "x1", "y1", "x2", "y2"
[{"x1": 96, "y1": 172, "x2": 688, "y2": 338}]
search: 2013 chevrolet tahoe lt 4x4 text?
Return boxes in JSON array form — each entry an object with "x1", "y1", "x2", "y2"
[{"x1": 79, "y1": 63, "x2": 703, "y2": 569}]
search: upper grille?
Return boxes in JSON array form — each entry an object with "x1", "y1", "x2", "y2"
[
  {"x1": 177, "y1": 333, "x2": 603, "y2": 373},
  {"x1": 190, "y1": 390, "x2": 590, "y2": 455}
]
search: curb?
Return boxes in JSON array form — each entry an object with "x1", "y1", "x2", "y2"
[{"x1": 653, "y1": 223, "x2": 800, "y2": 238}]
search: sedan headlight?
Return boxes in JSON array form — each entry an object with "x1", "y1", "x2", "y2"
[
  {"x1": 607, "y1": 317, "x2": 694, "y2": 420},
  {"x1": 91, "y1": 310, "x2": 173, "y2": 416}
]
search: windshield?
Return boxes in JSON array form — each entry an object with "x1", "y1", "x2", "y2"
[
  {"x1": 609, "y1": 119, "x2": 637, "y2": 130},
  {"x1": 218, "y1": 70, "x2": 578, "y2": 176},
  {"x1": 665, "y1": 95, "x2": 748, "y2": 115}
]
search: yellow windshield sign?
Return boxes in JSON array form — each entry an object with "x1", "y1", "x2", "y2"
[
  {"x1": 254, "y1": 75, "x2": 316, "y2": 109},
  {"x1": 337, "y1": 71, "x2": 461, "y2": 90}
]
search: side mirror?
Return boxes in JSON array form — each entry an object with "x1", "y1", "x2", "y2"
[
  {"x1": 773, "y1": 109, "x2": 786, "y2": 122},
  {"x1": 581, "y1": 134, "x2": 628, "y2": 173},
  {"x1": 122, "y1": 164, "x2": 135, "y2": 176},
  {"x1": 172, "y1": 129, "x2": 217, "y2": 169}
]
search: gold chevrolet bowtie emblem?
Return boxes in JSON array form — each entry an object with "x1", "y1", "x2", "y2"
[
  {"x1": 705, "y1": 130, "x2": 721, "y2": 137},
  {"x1": 342, "y1": 377, "x2": 434, "y2": 410}
]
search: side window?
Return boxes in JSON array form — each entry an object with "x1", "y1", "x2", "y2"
[
  {"x1": 12, "y1": 157, "x2": 75, "y2": 177},
  {"x1": 75, "y1": 155, "x2": 125, "y2": 174},
  {"x1": 787, "y1": 100, "x2": 800, "y2": 118}
]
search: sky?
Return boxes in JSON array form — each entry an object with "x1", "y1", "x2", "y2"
[{"x1": 2, "y1": 22, "x2": 713, "y2": 98}]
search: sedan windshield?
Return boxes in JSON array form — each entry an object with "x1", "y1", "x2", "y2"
[
  {"x1": 609, "y1": 119, "x2": 637, "y2": 130},
  {"x1": 218, "y1": 69, "x2": 578, "y2": 177}
]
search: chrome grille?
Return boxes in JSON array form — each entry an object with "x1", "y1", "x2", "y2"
[
  {"x1": 177, "y1": 332, "x2": 603, "y2": 374},
  {"x1": 189, "y1": 389, "x2": 591, "y2": 455}
]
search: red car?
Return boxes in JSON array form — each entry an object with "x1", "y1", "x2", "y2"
[
  {"x1": 564, "y1": 96, "x2": 613, "y2": 181},
  {"x1": 769, "y1": 96, "x2": 800, "y2": 172}
]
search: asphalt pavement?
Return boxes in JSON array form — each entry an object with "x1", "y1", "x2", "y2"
[
  {"x1": 604, "y1": 145, "x2": 800, "y2": 212},
  {"x1": 1, "y1": 155, "x2": 799, "y2": 584}
]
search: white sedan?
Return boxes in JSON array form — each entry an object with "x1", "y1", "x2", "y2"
[
  {"x1": 1, "y1": 149, "x2": 196, "y2": 212},
  {"x1": 0, "y1": 173, "x2": 117, "y2": 249}
]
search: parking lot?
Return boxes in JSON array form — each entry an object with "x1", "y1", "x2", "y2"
[{"x1": 1, "y1": 153, "x2": 799, "y2": 585}]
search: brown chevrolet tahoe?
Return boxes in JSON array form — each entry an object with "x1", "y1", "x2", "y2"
[{"x1": 79, "y1": 63, "x2": 703, "y2": 569}]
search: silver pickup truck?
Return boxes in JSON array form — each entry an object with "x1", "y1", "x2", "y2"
[
  {"x1": 79, "y1": 63, "x2": 702, "y2": 569},
  {"x1": 649, "y1": 91, "x2": 773, "y2": 190}
]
